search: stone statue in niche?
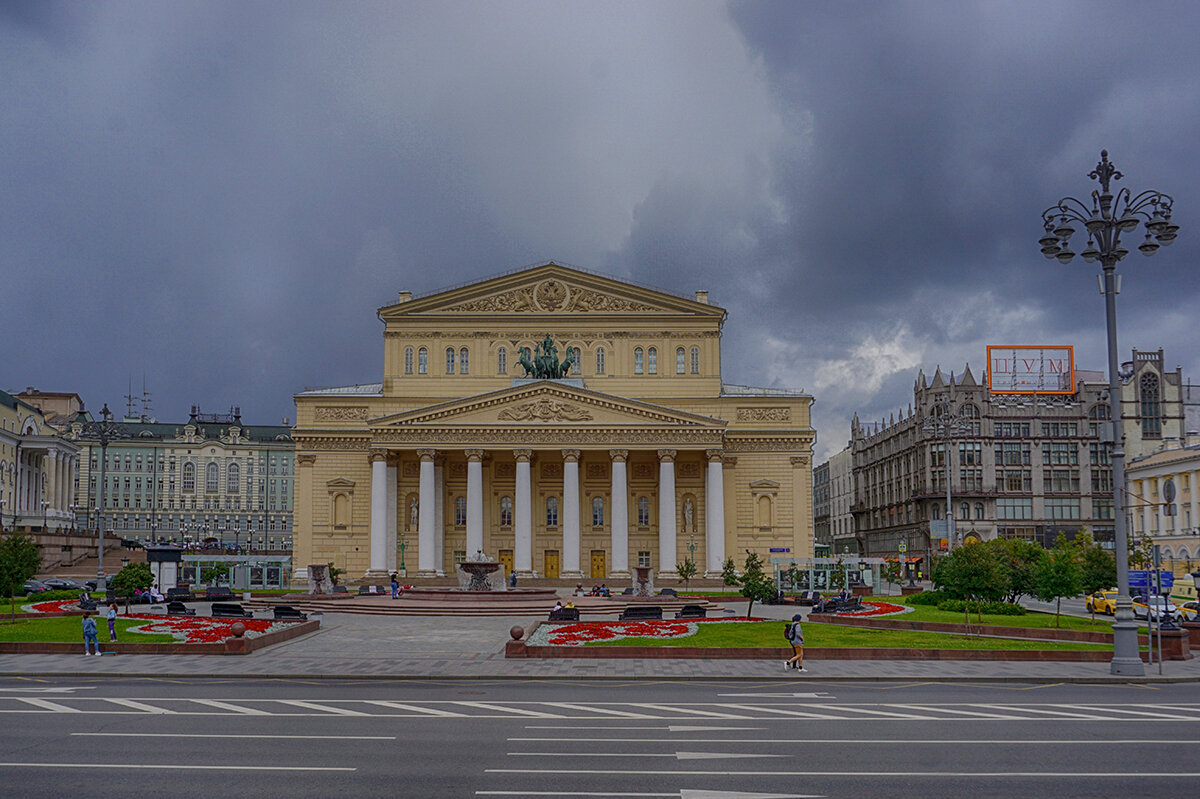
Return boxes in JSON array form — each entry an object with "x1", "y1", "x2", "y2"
[
  {"x1": 684, "y1": 497, "x2": 694, "y2": 529},
  {"x1": 409, "y1": 498, "x2": 419, "y2": 531}
]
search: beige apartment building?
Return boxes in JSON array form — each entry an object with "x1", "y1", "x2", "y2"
[{"x1": 291, "y1": 262, "x2": 815, "y2": 583}]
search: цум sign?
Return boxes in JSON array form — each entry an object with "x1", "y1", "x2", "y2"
[{"x1": 987, "y1": 345, "x2": 1075, "y2": 395}]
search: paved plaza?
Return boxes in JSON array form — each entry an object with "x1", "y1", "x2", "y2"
[{"x1": 4, "y1": 600, "x2": 1199, "y2": 683}]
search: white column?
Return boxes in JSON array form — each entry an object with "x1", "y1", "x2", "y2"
[
  {"x1": 658, "y1": 449, "x2": 678, "y2": 577},
  {"x1": 514, "y1": 449, "x2": 533, "y2": 576},
  {"x1": 434, "y1": 458, "x2": 446, "y2": 576},
  {"x1": 417, "y1": 449, "x2": 437, "y2": 576},
  {"x1": 1140, "y1": 479, "x2": 1151, "y2": 537},
  {"x1": 43, "y1": 453, "x2": 57, "y2": 527},
  {"x1": 366, "y1": 453, "x2": 389, "y2": 578},
  {"x1": 466, "y1": 449, "x2": 484, "y2": 559},
  {"x1": 561, "y1": 449, "x2": 582, "y2": 578},
  {"x1": 610, "y1": 449, "x2": 629, "y2": 576},
  {"x1": 1191, "y1": 470, "x2": 1199, "y2": 534},
  {"x1": 386, "y1": 461, "x2": 398, "y2": 573},
  {"x1": 705, "y1": 448, "x2": 725, "y2": 576}
]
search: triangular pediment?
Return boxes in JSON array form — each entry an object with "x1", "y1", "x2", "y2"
[
  {"x1": 379, "y1": 262, "x2": 725, "y2": 318},
  {"x1": 749, "y1": 479, "x2": 781, "y2": 490},
  {"x1": 370, "y1": 381, "x2": 726, "y2": 430},
  {"x1": 326, "y1": 478, "x2": 356, "y2": 488}
]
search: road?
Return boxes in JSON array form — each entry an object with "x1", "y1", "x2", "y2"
[{"x1": 1, "y1": 676, "x2": 1197, "y2": 798}]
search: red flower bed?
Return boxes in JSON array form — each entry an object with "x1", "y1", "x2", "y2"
[
  {"x1": 124, "y1": 614, "x2": 278, "y2": 643},
  {"x1": 839, "y1": 601, "x2": 908, "y2": 617},
  {"x1": 29, "y1": 599, "x2": 80, "y2": 613},
  {"x1": 534, "y1": 617, "x2": 763, "y2": 647}
]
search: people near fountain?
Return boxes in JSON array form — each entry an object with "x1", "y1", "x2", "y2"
[
  {"x1": 390, "y1": 573, "x2": 400, "y2": 599},
  {"x1": 552, "y1": 600, "x2": 563, "y2": 612},
  {"x1": 573, "y1": 583, "x2": 584, "y2": 596},
  {"x1": 599, "y1": 583, "x2": 610, "y2": 598},
  {"x1": 509, "y1": 571, "x2": 517, "y2": 588}
]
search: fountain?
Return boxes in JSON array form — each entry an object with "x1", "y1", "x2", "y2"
[
  {"x1": 396, "y1": 550, "x2": 558, "y2": 611},
  {"x1": 456, "y1": 550, "x2": 506, "y2": 591}
]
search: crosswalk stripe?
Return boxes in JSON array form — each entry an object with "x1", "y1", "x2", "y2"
[
  {"x1": 452, "y1": 702, "x2": 566, "y2": 718},
  {"x1": 633, "y1": 704, "x2": 753, "y2": 719},
  {"x1": 104, "y1": 699, "x2": 175, "y2": 714},
  {"x1": 190, "y1": 699, "x2": 269, "y2": 715},
  {"x1": 888, "y1": 705, "x2": 1021, "y2": 720},
  {"x1": 16, "y1": 698, "x2": 82, "y2": 713},
  {"x1": 803, "y1": 704, "x2": 931, "y2": 720},
  {"x1": 540, "y1": 703, "x2": 659, "y2": 719},
  {"x1": 276, "y1": 701, "x2": 369, "y2": 716},
  {"x1": 1055, "y1": 705, "x2": 1195, "y2": 720},
  {"x1": 364, "y1": 701, "x2": 465, "y2": 717},
  {"x1": 712, "y1": 704, "x2": 845, "y2": 720},
  {"x1": 969, "y1": 704, "x2": 1108, "y2": 720}
]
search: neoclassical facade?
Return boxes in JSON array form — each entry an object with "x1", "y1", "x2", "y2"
[
  {"x1": 292, "y1": 262, "x2": 815, "y2": 582},
  {"x1": 0, "y1": 389, "x2": 79, "y2": 532}
]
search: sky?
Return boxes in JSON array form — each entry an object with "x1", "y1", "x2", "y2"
[{"x1": 3, "y1": 1, "x2": 1198, "y2": 461}]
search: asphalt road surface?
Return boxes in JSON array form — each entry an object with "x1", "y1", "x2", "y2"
[{"x1": 1, "y1": 676, "x2": 1198, "y2": 798}]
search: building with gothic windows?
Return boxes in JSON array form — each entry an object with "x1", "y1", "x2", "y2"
[{"x1": 291, "y1": 262, "x2": 816, "y2": 582}]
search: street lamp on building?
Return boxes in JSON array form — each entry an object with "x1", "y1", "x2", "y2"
[
  {"x1": 41, "y1": 500, "x2": 49, "y2": 533},
  {"x1": 79, "y1": 403, "x2": 130, "y2": 593},
  {"x1": 398, "y1": 529, "x2": 407, "y2": 574},
  {"x1": 0, "y1": 499, "x2": 7, "y2": 532},
  {"x1": 1041, "y1": 149, "x2": 1178, "y2": 677},
  {"x1": 920, "y1": 399, "x2": 975, "y2": 552},
  {"x1": 687, "y1": 532, "x2": 697, "y2": 564}
]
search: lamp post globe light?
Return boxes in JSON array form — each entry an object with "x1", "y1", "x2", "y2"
[
  {"x1": 79, "y1": 403, "x2": 130, "y2": 594},
  {"x1": 920, "y1": 398, "x2": 975, "y2": 552},
  {"x1": 1041, "y1": 149, "x2": 1179, "y2": 677}
]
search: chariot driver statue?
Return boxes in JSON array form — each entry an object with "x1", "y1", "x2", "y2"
[{"x1": 518, "y1": 334, "x2": 574, "y2": 379}]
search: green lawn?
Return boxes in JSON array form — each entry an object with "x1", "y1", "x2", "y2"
[
  {"x1": 0, "y1": 617, "x2": 176, "y2": 643},
  {"x1": 587, "y1": 620, "x2": 1110, "y2": 651},
  {"x1": 880, "y1": 598, "x2": 1121, "y2": 632}
]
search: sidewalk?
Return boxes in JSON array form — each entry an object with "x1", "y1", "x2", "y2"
[{"x1": 3, "y1": 604, "x2": 1199, "y2": 682}]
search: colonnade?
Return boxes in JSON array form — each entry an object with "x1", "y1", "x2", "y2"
[
  {"x1": 1134, "y1": 469, "x2": 1200, "y2": 538},
  {"x1": 7, "y1": 447, "x2": 78, "y2": 529},
  {"x1": 365, "y1": 447, "x2": 726, "y2": 580}
]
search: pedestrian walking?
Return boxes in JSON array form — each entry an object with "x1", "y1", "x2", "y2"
[
  {"x1": 82, "y1": 612, "x2": 100, "y2": 656},
  {"x1": 785, "y1": 613, "x2": 806, "y2": 672},
  {"x1": 390, "y1": 572, "x2": 399, "y2": 599},
  {"x1": 106, "y1": 602, "x2": 118, "y2": 642}
]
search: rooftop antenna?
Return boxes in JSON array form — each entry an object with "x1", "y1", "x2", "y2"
[
  {"x1": 140, "y1": 373, "x2": 153, "y2": 420},
  {"x1": 124, "y1": 375, "x2": 137, "y2": 418}
]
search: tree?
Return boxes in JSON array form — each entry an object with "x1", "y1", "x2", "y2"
[
  {"x1": 987, "y1": 537, "x2": 1046, "y2": 604},
  {"x1": 720, "y1": 557, "x2": 739, "y2": 586},
  {"x1": 1073, "y1": 531, "x2": 1117, "y2": 620},
  {"x1": 880, "y1": 559, "x2": 902, "y2": 592},
  {"x1": 0, "y1": 532, "x2": 42, "y2": 618},
  {"x1": 326, "y1": 562, "x2": 344, "y2": 586},
  {"x1": 828, "y1": 556, "x2": 847, "y2": 591},
  {"x1": 933, "y1": 541, "x2": 1007, "y2": 628},
  {"x1": 110, "y1": 562, "x2": 154, "y2": 613},
  {"x1": 201, "y1": 563, "x2": 230, "y2": 585},
  {"x1": 676, "y1": 558, "x2": 698, "y2": 591},
  {"x1": 738, "y1": 550, "x2": 776, "y2": 619},
  {"x1": 1034, "y1": 537, "x2": 1083, "y2": 627},
  {"x1": 1129, "y1": 531, "x2": 1154, "y2": 569}
]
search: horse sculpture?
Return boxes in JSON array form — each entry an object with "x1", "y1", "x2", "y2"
[{"x1": 518, "y1": 336, "x2": 574, "y2": 379}]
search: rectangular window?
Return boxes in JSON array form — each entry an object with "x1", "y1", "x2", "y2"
[
  {"x1": 994, "y1": 442, "x2": 1031, "y2": 465},
  {"x1": 1089, "y1": 442, "x2": 1112, "y2": 466},
  {"x1": 1042, "y1": 442, "x2": 1078, "y2": 466},
  {"x1": 930, "y1": 443, "x2": 945, "y2": 467},
  {"x1": 997, "y1": 498, "x2": 1033, "y2": 520},
  {"x1": 959, "y1": 468, "x2": 983, "y2": 491},
  {"x1": 637, "y1": 551, "x2": 651, "y2": 568},
  {"x1": 1045, "y1": 498, "x2": 1081, "y2": 520},
  {"x1": 995, "y1": 422, "x2": 1031, "y2": 437},
  {"x1": 958, "y1": 441, "x2": 981, "y2": 465},
  {"x1": 1043, "y1": 469, "x2": 1079, "y2": 493},
  {"x1": 1091, "y1": 470, "x2": 1113, "y2": 492},
  {"x1": 998, "y1": 470, "x2": 1031, "y2": 493}
]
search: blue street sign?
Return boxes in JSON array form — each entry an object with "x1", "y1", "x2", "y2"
[{"x1": 1129, "y1": 569, "x2": 1174, "y2": 590}]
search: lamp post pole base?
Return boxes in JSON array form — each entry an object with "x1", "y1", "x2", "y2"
[{"x1": 1110, "y1": 605, "x2": 1145, "y2": 676}]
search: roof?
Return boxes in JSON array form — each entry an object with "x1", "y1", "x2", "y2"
[
  {"x1": 721, "y1": 383, "x2": 810, "y2": 398},
  {"x1": 74, "y1": 419, "x2": 293, "y2": 445},
  {"x1": 296, "y1": 383, "x2": 384, "y2": 397}
]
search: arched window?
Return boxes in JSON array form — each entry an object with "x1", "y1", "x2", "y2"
[
  {"x1": 499, "y1": 496, "x2": 513, "y2": 526},
  {"x1": 418, "y1": 347, "x2": 428, "y2": 374},
  {"x1": 546, "y1": 496, "x2": 559, "y2": 527},
  {"x1": 758, "y1": 495, "x2": 774, "y2": 528},
  {"x1": 637, "y1": 495, "x2": 650, "y2": 526},
  {"x1": 568, "y1": 347, "x2": 581, "y2": 375},
  {"x1": 333, "y1": 494, "x2": 349, "y2": 527},
  {"x1": 690, "y1": 346, "x2": 700, "y2": 374},
  {"x1": 227, "y1": 463, "x2": 239, "y2": 493},
  {"x1": 445, "y1": 347, "x2": 456, "y2": 374},
  {"x1": 676, "y1": 347, "x2": 686, "y2": 374},
  {"x1": 634, "y1": 348, "x2": 644, "y2": 374},
  {"x1": 459, "y1": 348, "x2": 469, "y2": 374},
  {"x1": 647, "y1": 347, "x2": 658, "y2": 374},
  {"x1": 205, "y1": 462, "x2": 219, "y2": 493},
  {"x1": 404, "y1": 347, "x2": 414, "y2": 374},
  {"x1": 454, "y1": 495, "x2": 467, "y2": 526},
  {"x1": 182, "y1": 463, "x2": 195, "y2": 493},
  {"x1": 595, "y1": 347, "x2": 606, "y2": 374},
  {"x1": 960, "y1": 502, "x2": 969, "y2": 520},
  {"x1": 1140, "y1": 373, "x2": 1161, "y2": 437},
  {"x1": 592, "y1": 497, "x2": 605, "y2": 526},
  {"x1": 974, "y1": 502, "x2": 984, "y2": 520},
  {"x1": 497, "y1": 347, "x2": 507, "y2": 374}
]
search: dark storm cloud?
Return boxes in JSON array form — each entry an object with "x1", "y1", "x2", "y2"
[{"x1": 2, "y1": 1, "x2": 1197, "y2": 461}]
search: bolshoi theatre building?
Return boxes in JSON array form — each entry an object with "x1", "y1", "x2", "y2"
[{"x1": 291, "y1": 262, "x2": 815, "y2": 583}]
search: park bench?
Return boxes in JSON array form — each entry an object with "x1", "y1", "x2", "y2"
[
  {"x1": 657, "y1": 588, "x2": 677, "y2": 596},
  {"x1": 674, "y1": 604, "x2": 707, "y2": 619},
  {"x1": 166, "y1": 601, "x2": 196, "y2": 616},
  {"x1": 620, "y1": 587, "x2": 634, "y2": 595},
  {"x1": 548, "y1": 607, "x2": 580, "y2": 621},
  {"x1": 167, "y1": 588, "x2": 195, "y2": 602},
  {"x1": 332, "y1": 585, "x2": 348, "y2": 593},
  {"x1": 78, "y1": 597, "x2": 98, "y2": 611},
  {"x1": 618, "y1": 605, "x2": 663, "y2": 621},
  {"x1": 272, "y1": 605, "x2": 308, "y2": 620},
  {"x1": 205, "y1": 586, "x2": 234, "y2": 601},
  {"x1": 210, "y1": 602, "x2": 254, "y2": 619},
  {"x1": 795, "y1": 591, "x2": 821, "y2": 606}
]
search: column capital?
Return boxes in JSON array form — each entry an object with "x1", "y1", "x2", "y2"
[
  {"x1": 790, "y1": 455, "x2": 810, "y2": 467},
  {"x1": 609, "y1": 449, "x2": 629, "y2": 463},
  {"x1": 722, "y1": 455, "x2": 738, "y2": 466},
  {"x1": 705, "y1": 448, "x2": 724, "y2": 462},
  {"x1": 657, "y1": 449, "x2": 677, "y2": 463},
  {"x1": 298, "y1": 454, "x2": 317, "y2": 467},
  {"x1": 369, "y1": 451, "x2": 389, "y2": 464},
  {"x1": 464, "y1": 449, "x2": 485, "y2": 462},
  {"x1": 513, "y1": 448, "x2": 532, "y2": 462},
  {"x1": 417, "y1": 449, "x2": 437, "y2": 462},
  {"x1": 561, "y1": 449, "x2": 582, "y2": 462}
]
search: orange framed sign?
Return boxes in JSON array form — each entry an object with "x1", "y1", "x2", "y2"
[{"x1": 987, "y1": 345, "x2": 1075, "y2": 394}]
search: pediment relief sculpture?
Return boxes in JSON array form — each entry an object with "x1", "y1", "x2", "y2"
[
  {"x1": 446, "y1": 279, "x2": 657, "y2": 314},
  {"x1": 497, "y1": 398, "x2": 593, "y2": 422}
]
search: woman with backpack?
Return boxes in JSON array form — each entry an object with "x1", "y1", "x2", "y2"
[{"x1": 785, "y1": 613, "x2": 806, "y2": 672}]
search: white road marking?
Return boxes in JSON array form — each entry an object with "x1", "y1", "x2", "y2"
[
  {"x1": 486, "y1": 768, "x2": 1200, "y2": 777},
  {"x1": 0, "y1": 762, "x2": 355, "y2": 771},
  {"x1": 15, "y1": 697, "x2": 82, "y2": 713},
  {"x1": 453, "y1": 701, "x2": 565, "y2": 718},
  {"x1": 72, "y1": 732, "x2": 396, "y2": 740},
  {"x1": 276, "y1": 700, "x2": 369, "y2": 716},
  {"x1": 190, "y1": 699, "x2": 269, "y2": 715},
  {"x1": 508, "y1": 752, "x2": 786, "y2": 760},
  {"x1": 635, "y1": 704, "x2": 753, "y2": 719},
  {"x1": 715, "y1": 693, "x2": 832, "y2": 699},
  {"x1": 801, "y1": 704, "x2": 931, "y2": 720},
  {"x1": 542, "y1": 703, "x2": 660, "y2": 718},
  {"x1": 507, "y1": 737, "x2": 1191, "y2": 745},
  {"x1": 523, "y1": 726, "x2": 766, "y2": 732},
  {"x1": 886, "y1": 704, "x2": 1022, "y2": 720},
  {"x1": 669, "y1": 726, "x2": 765, "y2": 732},
  {"x1": 0, "y1": 687, "x2": 95, "y2": 693},
  {"x1": 711, "y1": 704, "x2": 844, "y2": 720},
  {"x1": 476, "y1": 792, "x2": 821, "y2": 798},
  {"x1": 970, "y1": 704, "x2": 1109, "y2": 720},
  {"x1": 1057, "y1": 704, "x2": 1196, "y2": 720},
  {"x1": 104, "y1": 699, "x2": 175, "y2": 714},
  {"x1": 364, "y1": 700, "x2": 465, "y2": 717}
]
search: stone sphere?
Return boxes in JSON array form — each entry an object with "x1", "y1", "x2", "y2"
[
  {"x1": 509, "y1": 625, "x2": 524, "y2": 641},
  {"x1": 230, "y1": 622, "x2": 246, "y2": 638}
]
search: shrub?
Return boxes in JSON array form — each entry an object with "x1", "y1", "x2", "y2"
[
  {"x1": 936, "y1": 599, "x2": 1026, "y2": 616},
  {"x1": 906, "y1": 590, "x2": 948, "y2": 606}
]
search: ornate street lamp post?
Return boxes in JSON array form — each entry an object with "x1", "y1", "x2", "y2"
[
  {"x1": 1041, "y1": 149, "x2": 1179, "y2": 677},
  {"x1": 41, "y1": 500, "x2": 49, "y2": 533},
  {"x1": 920, "y1": 399, "x2": 975, "y2": 552},
  {"x1": 398, "y1": 529, "x2": 407, "y2": 575},
  {"x1": 0, "y1": 499, "x2": 7, "y2": 532},
  {"x1": 79, "y1": 403, "x2": 130, "y2": 593}
]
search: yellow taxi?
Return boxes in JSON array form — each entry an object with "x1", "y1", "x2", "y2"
[
  {"x1": 1177, "y1": 600, "x2": 1199, "y2": 623},
  {"x1": 1086, "y1": 590, "x2": 1119, "y2": 615}
]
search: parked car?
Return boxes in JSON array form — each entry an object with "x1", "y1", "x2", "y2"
[
  {"x1": 20, "y1": 579, "x2": 50, "y2": 596},
  {"x1": 1177, "y1": 600, "x2": 1199, "y2": 623},
  {"x1": 1132, "y1": 594, "x2": 1178, "y2": 622},
  {"x1": 41, "y1": 578, "x2": 84, "y2": 591},
  {"x1": 1086, "y1": 590, "x2": 1119, "y2": 615}
]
